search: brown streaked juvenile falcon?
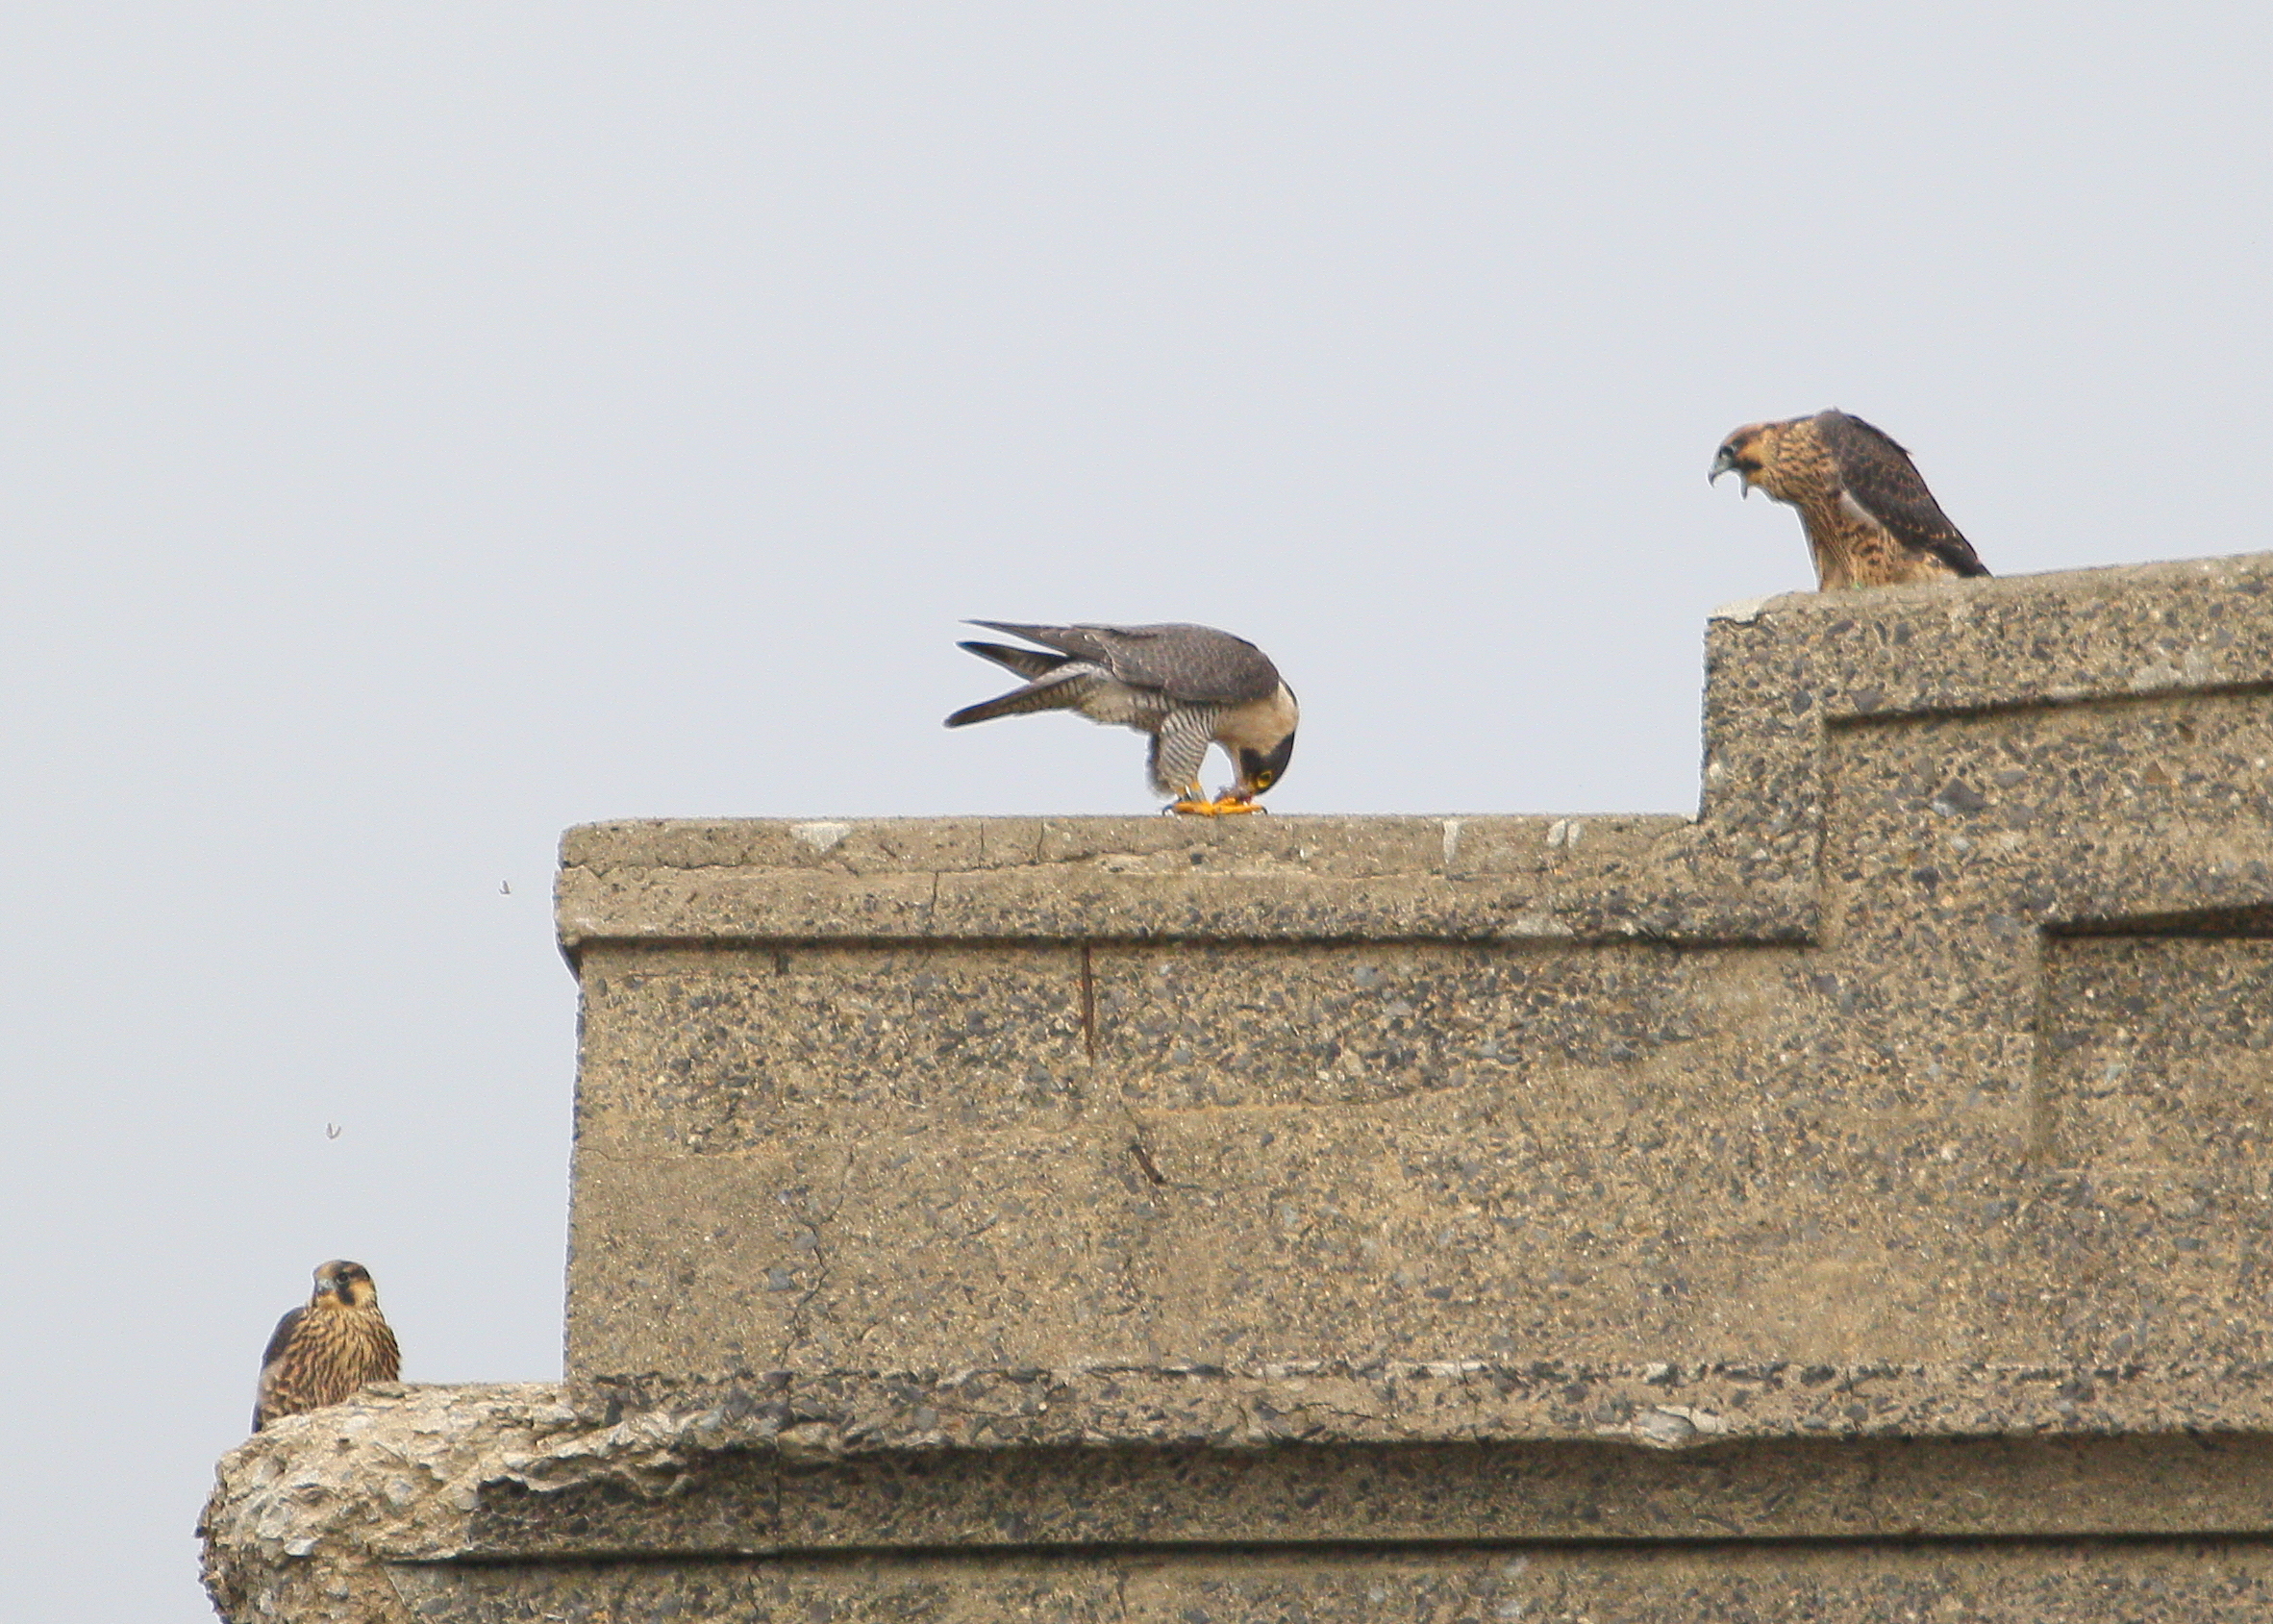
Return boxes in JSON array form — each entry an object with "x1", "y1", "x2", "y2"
[
  {"x1": 945, "y1": 621, "x2": 1298, "y2": 814},
  {"x1": 1711, "y1": 410, "x2": 1990, "y2": 587},
  {"x1": 252, "y1": 1260, "x2": 401, "y2": 1432}
]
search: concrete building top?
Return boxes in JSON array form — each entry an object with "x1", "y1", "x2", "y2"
[
  {"x1": 558, "y1": 552, "x2": 2273, "y2": 950},
  {"x1": 206, "y1": 551, "x2": 2273, "y2": 1622},
  {"x1": 556, "y1": 549, "x2": 2273, "y2": 1412}
]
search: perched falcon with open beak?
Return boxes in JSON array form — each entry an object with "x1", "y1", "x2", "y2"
[
  {"x1": 1711, "y1": 410, "x2": 1990, "y2": 588},
  {"x1": 251, "y1": 1260, "x2": 401, "y2": 1432},
  {"x1": 945, "y1": 621, "x2": 1297, "y2": 814}
]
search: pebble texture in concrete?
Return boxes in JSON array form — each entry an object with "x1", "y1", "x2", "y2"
[
  {"x1": 200, "y1": 1384, "x2": 2273, "y2": 1620},
  {"x1": 563, "y1": 556, "x2": 2273, "y2": 1404},
  {"x1": 203, "y1": 554, "x2": 2273, "y2": 1621}
]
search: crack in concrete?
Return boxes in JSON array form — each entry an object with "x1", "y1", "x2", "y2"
[
  {"x1": 1079, "y1": 941, "x2": 1099, "y2": 1061},
  {"x1": 777, "y1": 1158, "x2": 857, "y2": 1367}
]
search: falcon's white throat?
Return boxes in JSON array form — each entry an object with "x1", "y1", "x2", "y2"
[{"x1": 1217, "y1": 682, "x2": 1300, "y2": 754}]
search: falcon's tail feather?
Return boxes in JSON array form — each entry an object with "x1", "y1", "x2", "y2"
[
  {"x1": 944, "y1": 670, "x2": 1099, "y2": 728},
  {"x1": 957, "y1": 640, "x2": 1067, "y2": 681},
  {"x1": 965, "y1": 619, "x2": 1066, "y2": 643}
]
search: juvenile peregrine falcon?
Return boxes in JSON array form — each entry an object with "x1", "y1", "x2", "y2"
[
  {"x1": 1711, "y1": 410, "x2": 1990, "y2": 587},
  {"x1": 252, "y1": 1260, "x2": 401, "y2": 1432},
  {"x1": 945, "y1": 621, "x2": 1297, "y2": 814}
]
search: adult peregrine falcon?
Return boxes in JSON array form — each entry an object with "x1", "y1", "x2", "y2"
[
  {"x1": 252, "y1": 1260, "x2": 401, "y2": 1432},
  {"x1": 1711, "y1": 410, "x2": 1990, "y2": 587},
  {"x1": 945, "y1": 621, "x2": 1298, "y2": 814}
]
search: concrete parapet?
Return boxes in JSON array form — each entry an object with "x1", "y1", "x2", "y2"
[{"x1": 205, "y1": 554, "x2": 2273, "y2": 1620}]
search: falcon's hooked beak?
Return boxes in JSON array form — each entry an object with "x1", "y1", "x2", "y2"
[
  {"x1": 312, "y1": 1259, "x2": 374, "y2": 1306},
  {"x1": 1235, "y1": 732, "x2": 1295, "y2": 802},
  {"x1": 1709, "y1": 447, "x2": 1751, "y2": 497}
]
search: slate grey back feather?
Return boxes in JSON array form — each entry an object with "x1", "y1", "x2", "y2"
[
  {"x1": 259, "y1": 1308, "x2": 304, "y2": 1371},
  {"x1": 965, "y1": 621, "x2": 1281, "y2": 706}
]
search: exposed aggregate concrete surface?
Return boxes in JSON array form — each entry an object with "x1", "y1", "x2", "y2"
[{"x1": 207, "y1": 554, "x2": 2273, "y2": 1620}]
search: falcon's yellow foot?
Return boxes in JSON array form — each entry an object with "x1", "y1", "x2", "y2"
[{"x1": 1166, "y1": 791, "x2": 1267, "y2": 816}]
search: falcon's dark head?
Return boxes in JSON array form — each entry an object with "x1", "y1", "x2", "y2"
[
  {"x1": 312, "y1": 1260, "x2": 380, "y2": 1311},
  {"x1": 1227, "y1": 683, "x2": 1299, "y2": 801},
  {"x1": 1236, "y1": 729, "x2": 1296, "y2": 799}
]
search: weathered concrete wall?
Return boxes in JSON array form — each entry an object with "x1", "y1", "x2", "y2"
[{"x1": 204, "y1": 554, "x2": 2273, "y2": 1621}]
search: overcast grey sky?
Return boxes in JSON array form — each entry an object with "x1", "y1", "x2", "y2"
[{"x1": 4, "y1": 7, "x2": 2270, "y2": 1616}]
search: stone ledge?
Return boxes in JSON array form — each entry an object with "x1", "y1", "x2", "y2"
[
  {"x1": 384, "y1": 1545, "x2": 2273, "y2": 1624},
  {"x1": 555, "y1": 552, "x2": 2273, "y2": 952},
  {"x1": 553, "y1": 817, "x2": 1813, "y2": 949},
  {"x1": 205, "y1": 552, "x2": 2273, "y2": 1622},
  {"x1": 577, "y1": 1357, "x2": 2273, "y2": 1453},
  {"x1": 202, "y1": 1379, "x2": 2273, "y2": 1621}
]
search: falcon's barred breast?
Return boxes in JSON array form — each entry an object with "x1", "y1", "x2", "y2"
[
  {"x1": 944, "y1": 621, "x2": 1298, "y2": 815},
  {"x1": 252, "y1": 1260, "x2": 401, "y2": 1432},
  {"x1": 1711, "y1": 410, "x2": 1990, "y2": 588}
]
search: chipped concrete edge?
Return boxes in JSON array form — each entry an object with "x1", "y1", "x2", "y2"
[
  {"x1": 202, "y1": 1362, "x2": 2273, "y2": 1620},
  {"x1": 199, "y1": 1385, "x2": 714, "y2": 1624}
]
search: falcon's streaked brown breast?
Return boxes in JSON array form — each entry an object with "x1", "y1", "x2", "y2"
[
  {"x1": 252, "y1": 1259, "x2": 401, "y2": 1432},
  {"x1": 1711, "y1": 410, "x2": 1989, "y2": 588}
]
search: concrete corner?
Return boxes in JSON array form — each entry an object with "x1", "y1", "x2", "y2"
[{"x1": 205, "y1": 553, "x2": 2273, "y2": 1620}]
